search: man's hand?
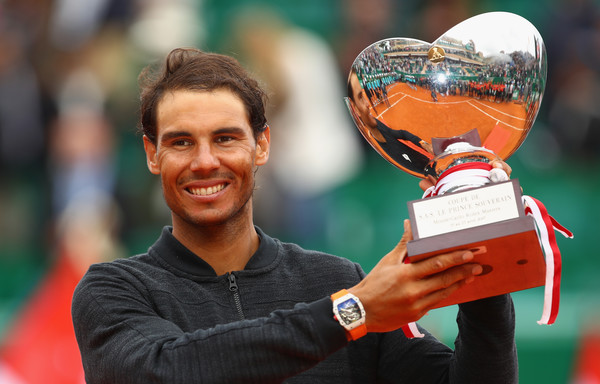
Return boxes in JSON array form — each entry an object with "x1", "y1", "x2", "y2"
[{"x1": 348, "y1": 220, "x2": 482, "y2": 333}]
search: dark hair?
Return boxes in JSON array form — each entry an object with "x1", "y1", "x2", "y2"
[
  {"x1": 347, "y1": 67, "x2": 359, "y2": 102},
  {"x1": 138, "y1": 47, "x2": 268, "y2": 144}
]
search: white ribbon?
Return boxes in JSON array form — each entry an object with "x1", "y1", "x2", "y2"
[
  {"x1": 522, "y1": 195, "x2": 573, "y2": 325},
  {"x1": 402, "y1": 322, "x2": 424, "y2": 338}
]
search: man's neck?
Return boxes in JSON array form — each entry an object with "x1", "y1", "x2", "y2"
[{"x1": 171, "y1": 218, "x2": 260, "y2": 276}]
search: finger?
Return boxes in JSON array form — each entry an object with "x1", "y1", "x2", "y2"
[
  {"x1": 396, "y1": 274, "x2": 476, "y2": 324},
  {"x1": 419, "y1": 175, "x2": 436, "y2": 192},
  {"x1": 413, "y1": 263, "x2": 482, "y2": 310},
  {"x1": 491, "y1": 160, "x2": 512, "y2": 177},
  {"x1": 422, "y1": 262, "x2": 482, "y2": 292},
  {"x1": 418, "y1": 278, "x2": 472, "y2": 310},
  {"x1": 412, "y1": 250, "x2": 475, "y2": 279}
]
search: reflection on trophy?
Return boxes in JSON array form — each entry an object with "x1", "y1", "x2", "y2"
[
  {"x1": 346, "y1": 12, "x2": 572, "y2": 325},
  {"x1": 347, "y1": 67, "x2": 434, "y2": 175}
]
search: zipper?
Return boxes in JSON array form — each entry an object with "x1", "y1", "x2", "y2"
[{"x1": 228, "y1": 273, "x2": 245, "y2": 320}]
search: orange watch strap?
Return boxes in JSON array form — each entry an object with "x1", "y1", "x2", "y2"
[
  {"x1": 331, "y1": 289, "x2": 349, "y2": 301},
  {"x1": 331, "y1": 289, "x2": 367, "y2": 341},
  {"x1": 347, "y1": 322, "x2": 367, "y2": 340}
]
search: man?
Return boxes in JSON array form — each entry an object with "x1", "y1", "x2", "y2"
[
  {"x1": 72, "y1": 48, "x2": 517, "y2": 383},
  {"x1": 347, "y1": 68, "x2": 434, "y2": 176}
]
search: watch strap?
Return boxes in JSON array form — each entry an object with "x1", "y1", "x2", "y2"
[
  {"x1": 330, "y1": 289, "x2": 349, "y2": 301},
  {"x1": 331, "y1": 289, "x2": 367, "y2": 341}
]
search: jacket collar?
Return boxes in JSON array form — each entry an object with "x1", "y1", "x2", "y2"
[{"x1": 149, "y1": 226, "x2": 278, "y2": 276}]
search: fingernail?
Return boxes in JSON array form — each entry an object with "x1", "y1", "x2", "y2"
[
  {"x1": 472, "y1": 265, "x2": 483, "y2": 275},
  {"x1": 404, "y1": 219, "x2": 409, "y2": 232},
  {"x1": 462, "y1": 251, "x2": 474, "y2": 261}
]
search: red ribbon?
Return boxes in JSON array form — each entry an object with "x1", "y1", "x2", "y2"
[{"x1": 523, "y1": 196, "x2": 573, "y2": 325}]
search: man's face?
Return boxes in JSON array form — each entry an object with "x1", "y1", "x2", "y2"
[
  {"x1": 349, "y1": 73, "x2": 377, "y2": 128},
  {"x1": 143, "y1": 89, "x2": 270, "y2": 229}
]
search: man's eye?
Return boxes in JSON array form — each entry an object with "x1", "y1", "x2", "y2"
[
  {"x1": 216, "y1": 136, "x2": 235, "y2": 143},
  {"x1": 173, "y1": 139, "x2": 192, "y2": 146}
]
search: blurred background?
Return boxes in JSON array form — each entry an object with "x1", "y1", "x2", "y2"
[{"x1": 0, "y1": 0, "x2": 598, "y2": 382}]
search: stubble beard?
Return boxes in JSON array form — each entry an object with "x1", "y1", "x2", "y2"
[{"x1": 168, "y1": 179, "x2": 256, "y2": 232}]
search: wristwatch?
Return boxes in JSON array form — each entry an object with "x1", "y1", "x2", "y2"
[{"x1": 331, "y1": 289, "x2": 367, "y2": 341}]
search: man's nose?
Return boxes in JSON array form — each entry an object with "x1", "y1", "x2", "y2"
[{"x1": 190, "y1": 143, "x2": 220, "y2": 171}]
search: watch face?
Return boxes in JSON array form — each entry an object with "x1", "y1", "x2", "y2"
[{"x1": 338, "y1": 298, "x2": 362, "y2": 325}]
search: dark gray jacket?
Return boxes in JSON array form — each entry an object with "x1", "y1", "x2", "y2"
[{"x1": 72, "y1": 226, "x2": 517, "y2": 383}]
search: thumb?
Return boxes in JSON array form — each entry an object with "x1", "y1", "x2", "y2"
[
  {"x1": 419, "y1": 175, "x2": 436, "y2": 192},
  {"x1": 387, "y1": 219, "x2": 413, "y2": 263},
  {"x1": 400, "y1": 219, "x2": 413, "y2": 246}
]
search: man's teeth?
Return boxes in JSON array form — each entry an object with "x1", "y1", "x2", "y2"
[{"x1": 188, "y1": 184, "x2": 225, "y2": 196}]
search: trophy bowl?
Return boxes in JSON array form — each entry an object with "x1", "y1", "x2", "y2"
[
  {"x1": 346, "y1": 12, "x2": 551, "y2": 308},
  {"x1": 345, "y1": 11, "x2": 547, "y2": 179}
]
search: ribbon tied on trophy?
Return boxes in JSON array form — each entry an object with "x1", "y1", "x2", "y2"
[{"x1": 345, "y1": 12, "x2": 573, "y2": 338}]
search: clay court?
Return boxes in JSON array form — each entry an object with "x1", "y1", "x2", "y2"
[{"x1": 370, "y1": 82, "x2": 533, "y2": 161}]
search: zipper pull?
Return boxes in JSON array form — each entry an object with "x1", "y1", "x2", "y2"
[
  {"x1": 228, "y1": 273, "x2": 245, "y2": 320},
  {"x1": 228, "y1": 273, "x2": 238, "y2": 292}
]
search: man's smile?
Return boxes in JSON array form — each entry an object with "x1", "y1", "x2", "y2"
[{"x1": 186, "y1": 183, "x2": 226, "y2": 196}]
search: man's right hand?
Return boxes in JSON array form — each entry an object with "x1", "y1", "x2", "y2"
[{"x1": 348, "y1": 219, "x2": 482, "y2": 333}]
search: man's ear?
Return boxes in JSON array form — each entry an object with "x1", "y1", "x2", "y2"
[
  {"x1": 143, "y1": 135, "x2": 160, "y2": 175},
  {"x1": 255, "y1": 125, "x2": 271, "y2": 166}
]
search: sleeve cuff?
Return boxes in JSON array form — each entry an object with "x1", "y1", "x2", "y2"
[{"x1": 306, "y1": 296, "x2": 348, "y2": 350}]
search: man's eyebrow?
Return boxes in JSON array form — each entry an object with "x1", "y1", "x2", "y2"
[
  {"x1": 159, "y1": 127, "x2": 249, "y2": 143},
  {"x1": 159, "y1": 130, "x2": 191, "y2": 143},
  {"x1": 214, "y1": 127, "x2": 247, "y2": 135}
]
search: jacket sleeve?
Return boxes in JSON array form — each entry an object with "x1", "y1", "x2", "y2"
[
  {"x1": 376, "y1": 294, "x2": 517, "y2": 384},
  {"x1": 71, "y1": 264, "x2": 348, "y2": 384},
  {"x1": 451, "y1": 294, "x2": 518, "y2": 383},
  {"x1": 390, "y1": 129, "x2": 423, "y2": 146}
]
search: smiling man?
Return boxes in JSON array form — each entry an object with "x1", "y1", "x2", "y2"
[
  {"x1": 72, "y1": 48, "x2": 518, "y2": 383},
  {"x1": 143, "y1": 88, "x2": 269, "y2": 275}
]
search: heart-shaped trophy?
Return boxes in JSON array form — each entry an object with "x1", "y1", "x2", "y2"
[{"x1": 346, "y1": 12, "x2": 572, "y2": 320}]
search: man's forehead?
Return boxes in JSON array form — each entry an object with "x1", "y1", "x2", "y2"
[
  {"x1": 155, "y1": 89, "x2": 251, "y2": 137},
  {"x1": 158, "y1": 89, "x2": 247, "y2": 116}
]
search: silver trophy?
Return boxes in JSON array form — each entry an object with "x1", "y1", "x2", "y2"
[{"x1": 346, "y1": 12, "x2": 550, "y2": 307}]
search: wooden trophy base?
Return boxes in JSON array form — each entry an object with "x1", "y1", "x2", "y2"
[
  {"x1": 406, "y1": 180, "x2": 545, "y2": 308},
  {"x1": 407, "y1": 216, "x2": 545, "y2": 308}
]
